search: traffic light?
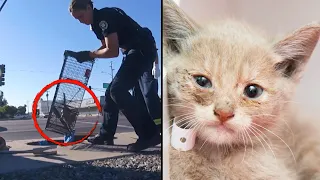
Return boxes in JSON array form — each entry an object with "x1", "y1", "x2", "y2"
[{"x1": 0, "y1": 64, "x2": 5, "y2": 86}]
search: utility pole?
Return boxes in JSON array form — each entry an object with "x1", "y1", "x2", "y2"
[
  {"x1": 46, "y1": 91, "x2": 49, "y2": 114},
  {"x1": 0, "y1": 0, "x2": 8, "y2": 13},
  {"x1": 109, "y1": 61, "x2": 114, "y2": 79},
  {"x1": 26, "y1": 100, "x2": 29, "y2": 115}
]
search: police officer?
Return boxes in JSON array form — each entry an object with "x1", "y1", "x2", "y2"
[{"x1": 66, "y1": 0, "x2": 161, "y2": 152}]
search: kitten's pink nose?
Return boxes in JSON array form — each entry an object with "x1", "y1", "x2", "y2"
[{"x1": 214, "y1": 109, "x2": 235, "y2": 123}]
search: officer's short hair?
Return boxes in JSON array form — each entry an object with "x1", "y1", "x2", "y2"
[{"x1": 69, "y1": 0, "x2": 93, "y2": 12}]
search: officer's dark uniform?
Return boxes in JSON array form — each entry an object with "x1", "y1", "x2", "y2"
[
  {"x1": 131, "y1": 28, "x2": 161, "y2": 129},
  {"x1": 132, "y1": 68, "x2": 161, "y2": 125},
  {"x1": 88, "y1": 7, "x2": 160, "y2": 150}
]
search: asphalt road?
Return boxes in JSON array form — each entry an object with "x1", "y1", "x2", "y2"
[{"x1": 0, "y1": 115, "x2": 133, "y2": 141}]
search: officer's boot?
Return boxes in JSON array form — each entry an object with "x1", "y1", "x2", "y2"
[{"x1": 87, "y1": 134, "x2": 114, "y2": 145}]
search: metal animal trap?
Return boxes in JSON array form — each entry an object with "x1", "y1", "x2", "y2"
[{"x1": 45, "y1": 51, "x2": 94, "y2": 135}]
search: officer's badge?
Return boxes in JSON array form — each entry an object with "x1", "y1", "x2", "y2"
[{"x1": 99, "y1": 21, "x2": 108, "y2": 31}]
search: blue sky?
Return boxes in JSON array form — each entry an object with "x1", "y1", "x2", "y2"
[{"x1": 0, "y1": 0, "x2": 161, "y2": 108}]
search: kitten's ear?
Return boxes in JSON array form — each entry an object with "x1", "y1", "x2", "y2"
[
  {"x1": 273, "y1": 22, "x2": 320, "y2": 80},
  {"x1": 163, "y1": 0, "x2": 199, "y2": 54}
]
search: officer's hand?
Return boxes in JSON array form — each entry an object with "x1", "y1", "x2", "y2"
[
  {"x1": 152, "y1": 62, "x2": 160, "y2": 79},
  {"x1": 74, "y1": 51, "x2": 94, "y2": 63}
]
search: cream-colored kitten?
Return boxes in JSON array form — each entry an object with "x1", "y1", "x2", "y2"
[{"x1": 163, "y1": 0, "x2": 320, "y2": 179}]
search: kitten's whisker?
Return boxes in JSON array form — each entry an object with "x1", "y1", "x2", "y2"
[
  {"x1": 184, "y1": 121, "x2": 200, "y2": 137},
  {"x1": 250, "y1": 125, "x2": 274, "y2": 148},
  {"x1": 277, "y1": 119, "x2": 295, "y2": 139},
  {"x1": 167, "y1": 113, "x2": 195, "y2": 129},
  {"x1": 167, "y1": 113, "x2": 196, "y2": 126},
  {"x1": 170, "y1": 112, "x2": 195, "y2": 120},
  {"x1": 175, "y1": 115, "x2": 197, "y2": 128},
  {"x1": 164, "y1": 114, "x2": 194, "y2": 130},
  {"x1": 244, "y1": 129, "x2": 254, "y2": 155},
  {"x1": 248, "y1": 127, "x2": 267, "y2": 154},
  {"x1": 188, "y1": 119, "x2": 201, "y2": 130},
  {"x1": 250, "y1": 125, "x2": 278, "y2": 163},
  {"x1": 250, "y1": 119, "x2": 290, "y2": 135},
  {"x1": 166, "y1": 36, "x2": 184, "y2": 41},
  {"x1": 163, "y1": 114, "x2": 197, "y2": 136},
  {"x1": 252, "y1": 123, "x2": 296, "y2": 163},
  {"x1": 240, "y1": 129, "x2": 247, "y2": 164},
  {"x1": 168, "y1": 114, "x2": 202, "y2": 140},
  {"x1": 248, "y1": 114, "x2": 295, "y2": 138},
  {"x1": 165, "y1": 122, "x2": 198, "y2": 146},
  {"x1": 251, "y1": 114, "x2": 276, "y2": 117},
  {"x1": 185, "y1": 116, "x2": 206, "y2": 129},
  {"x1": 263, "y1": 118, "x2": 295, "y2": 139},
  {"x1": 199, "y1": 124, "x2": 211, "y2": 151}
]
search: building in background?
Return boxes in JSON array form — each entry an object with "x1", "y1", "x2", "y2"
[{"x1": 37, "y1": 98, "x2": 52, "y2": 117}]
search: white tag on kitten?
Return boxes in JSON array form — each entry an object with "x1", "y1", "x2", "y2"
[{"x1": 171, "y1": 121, "x2": 196, "y2": 151}]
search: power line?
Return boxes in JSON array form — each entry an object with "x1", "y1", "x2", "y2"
[{"x1": 7, "y1": 69, "x2": 113, "y2": 75}]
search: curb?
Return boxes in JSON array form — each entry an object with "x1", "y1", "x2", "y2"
[{"x1": 3, "y1": 132, "x2": 138, "y2": 151}]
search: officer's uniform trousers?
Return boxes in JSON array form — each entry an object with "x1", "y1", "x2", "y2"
[{"x1": 99, "y1": 43, "x2": 158, "y2": 140}]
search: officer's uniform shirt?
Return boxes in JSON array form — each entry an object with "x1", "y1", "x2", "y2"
[{"x1": 90, "y1": 7, "x2": 143, "y2": 49}]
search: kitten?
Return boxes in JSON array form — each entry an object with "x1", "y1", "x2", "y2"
[{"x1": 163, "y1": 0, "x2": 320, "y2": 179}]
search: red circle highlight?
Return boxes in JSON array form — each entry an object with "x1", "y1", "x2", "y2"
[{"x1": 32, "y1": 79, "x2": 102, "y2": 146}]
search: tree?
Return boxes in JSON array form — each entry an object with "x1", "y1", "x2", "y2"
[
  {"x1": 0, "y1": 105, "x2": 17, "y2": 118},
  {"x1": 4, "y1": 105, "x2": 17, "y2": 118},
  {"x1": 2, "y1": 98, "x2": 7, "y2": 106},
  {"x1": 0, "y1": 106, "x2": 5, "y2": 118},
  {"x1": 17, "y1": 105, "x2": 26, "y2": 115},
  {"x1": 0, "y1": 91, "x2": 8, "y2": 106}
]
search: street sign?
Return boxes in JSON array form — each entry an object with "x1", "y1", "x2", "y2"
[{"x1": 103, "y1": 83, "x2": 110, "y2": 88}]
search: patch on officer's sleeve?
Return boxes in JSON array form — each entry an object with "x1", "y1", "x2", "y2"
[{"x1": 99, "y1": 21, "x2": 108, "y2": 31}]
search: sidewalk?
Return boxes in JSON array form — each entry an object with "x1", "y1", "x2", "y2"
[{"x1": 0, "y1": 132, "x2": 160, "y2": 174}]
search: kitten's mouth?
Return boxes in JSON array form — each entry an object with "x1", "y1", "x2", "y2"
[
  {"x1": 205, "y1": 121, "x2": 235, "y2": 133},
  {"x1": 216, "y1": 124, "x2": 234, "y2": 133}
]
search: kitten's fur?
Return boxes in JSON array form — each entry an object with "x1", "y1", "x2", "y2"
[{"x1": 163, "y1": 0, "x2": 320, "y2": 179}]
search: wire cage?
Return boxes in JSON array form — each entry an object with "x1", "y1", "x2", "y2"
[{"x1": 45, "y1": 53, "x2": 94, "y2": 135}]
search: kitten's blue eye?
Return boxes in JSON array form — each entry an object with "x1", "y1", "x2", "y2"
[
  {"x1": 193, "y1": 75, "x2": 212, "y2": 88},
  {"x1": 244, "y1": 84, "x2": 263, "y2": 98}
]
